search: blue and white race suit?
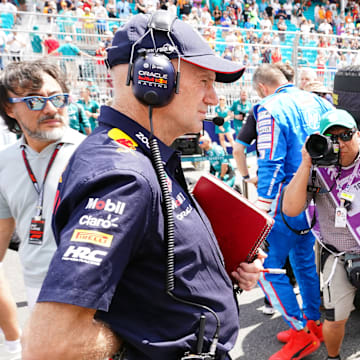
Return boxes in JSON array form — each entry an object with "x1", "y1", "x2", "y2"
[{"x1": 255, "y1": 84, "x2": 333, "y2": 330}]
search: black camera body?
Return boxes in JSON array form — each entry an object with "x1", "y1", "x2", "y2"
[{"x1": 305, "y1": 134, "x2": 340, "y2": 167}]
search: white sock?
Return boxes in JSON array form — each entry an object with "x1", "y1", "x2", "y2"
[{"x1": 5, "y1": 339, "x2": 21, "y2": 353}]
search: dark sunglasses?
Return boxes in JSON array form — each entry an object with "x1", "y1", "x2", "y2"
[
  {"x1": 8, "y1": 94, "x2": 69, "y2": 111},
  {"x1": 325, "y1": 128, "x2": 356, "y2": 142}
]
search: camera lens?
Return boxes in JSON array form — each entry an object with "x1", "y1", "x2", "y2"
[
  {"x1": 305, "y1": 134, "x2": 340, "y2": 166},
  {"x1": 306, "y1": 134, "x2": 331, "y2": 158}
]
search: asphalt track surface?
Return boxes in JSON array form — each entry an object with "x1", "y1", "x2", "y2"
[{"x1": 3, "y1": 158, "x2": 360, "y2": 360}]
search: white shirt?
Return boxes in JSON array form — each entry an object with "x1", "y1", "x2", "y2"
[{"x1": 0, "y1": 1, "x2": 17, "y2": 13}]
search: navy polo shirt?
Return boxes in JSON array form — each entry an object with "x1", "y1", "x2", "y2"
[{"x1": 39, "y1": 106, "x2": 239, "y2": 359}]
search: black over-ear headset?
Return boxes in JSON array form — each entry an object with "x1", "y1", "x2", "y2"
[{"x1": 126, "y1": 10, "x2": 181, "y2": 107}]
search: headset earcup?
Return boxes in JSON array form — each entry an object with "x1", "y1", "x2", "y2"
[{"x1": 132, "y1": 53, "x2": 176, "y2": 107}]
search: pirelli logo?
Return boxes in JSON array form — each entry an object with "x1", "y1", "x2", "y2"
[{"x1": 71, "y1": 229, "x2": 113, "y2": 248}]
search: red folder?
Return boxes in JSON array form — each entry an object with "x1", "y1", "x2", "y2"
[{"x1": 192, "y1": 174, "x2": 274, "y2": 276}]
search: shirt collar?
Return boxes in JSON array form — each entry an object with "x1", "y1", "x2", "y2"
[
  {"x1": 98, "y1": 105, "x2": 177, "y2": 165},
  {"x1": 275, "y1": 83, "x2": 294, "y2": 94}
]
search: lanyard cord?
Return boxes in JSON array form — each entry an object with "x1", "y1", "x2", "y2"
[{"x1": 21, "y1": 143, "x2": 63, "y2": 217}]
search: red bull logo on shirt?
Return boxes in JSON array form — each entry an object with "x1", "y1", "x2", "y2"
[{"x1": 108, "y1": 128, "x2": 138, "y2": 151}]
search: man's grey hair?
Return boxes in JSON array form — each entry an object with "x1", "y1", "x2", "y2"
[{"x1": 252, "y1": 64, "x2": 288, "y2": 88}]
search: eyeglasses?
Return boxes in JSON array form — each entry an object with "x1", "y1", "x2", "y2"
[
  {"x1": 325, "y1": 128, "x2": 356, "y2": 142},
  {"x1": 8, "y1": 94, "x2": 69, "y2": 111}
]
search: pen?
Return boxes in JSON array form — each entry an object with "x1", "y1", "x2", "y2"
[{"x1": 260, "y1": 268, "x2": 287, "y2": 274}]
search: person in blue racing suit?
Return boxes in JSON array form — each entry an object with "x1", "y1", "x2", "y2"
[
  {"x1": 253, "y1": 64, "x2": 334, "y2": 360},
  {"x1": 198, "y1": 133, "x2": 236, "y2": 187}
]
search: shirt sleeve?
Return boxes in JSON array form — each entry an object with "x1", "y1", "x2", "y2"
[
  {"x1": 0, "y1": 190, "x2": 11, "y2": 219},
  {"x1": 236, "y1": 111, "x2": 256, "y2": 146},
  {"x1": 256, "y1": 106, "x2": 286, "y2": 204},
  {"x1": 39, "y1": 170, "x2": 155, "y2": 311}
]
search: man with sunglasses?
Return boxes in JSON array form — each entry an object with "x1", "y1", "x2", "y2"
[
  {"x1": 283, "y1": 109, "x2": 360, "y2": 360},
  {"x1": 0, "y1": 59, "x2": 85, "y2": 358}
]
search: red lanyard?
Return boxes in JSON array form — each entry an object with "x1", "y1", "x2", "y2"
[{"x1": 21, "y1": 143, "x2": 63, "y2": 217}]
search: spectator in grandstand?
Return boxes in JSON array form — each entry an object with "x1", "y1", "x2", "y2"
[
  {"x1": 177, "y1": 0, "x2": 191, "y2": 17},
  {"x1": 199, "y1": 6, "x2": 213, "y2": 29},
  {"x1": 260, "y1": 13, "x2": 272, "y2": 30},
  {"x1": 282, "y1": 108, "x2": 360, "y2": 360},
  {"x1": 271, "y1": 46, "x2": 282, "y2": 63},
  {"x1": 81, "y1": 6, "x2": 96, "y2": 35},
  {"x1": 265, "y1": 2, "x2": 274, "y2": 25},
  {"x1": 7, "y1": 32, "x2": 25, "y2": 62},
  {"x1": 318, "y1": 19, "x2": 333, "y2": 34},
  {"x1": 253, "y1": 63, "x2": 333, "y2": 360},
  {"x1": 21, "y1": 12, "x2": 263, "y2": 360},
  {"x1": 117, "y1": 0, "x2": 131, "y2": 19},
  {"x1": 277, "y1": 17, "x2": 287, "y2": 42},
  {"x1": 214, "y1": 94, "x2": 235, "y2": 151},
  {"x1": 68, "y1": 97, "x2": 91, "y2": 135},
  {"x1": 43, "y1": 33, "x2": 60, "y2": 55},
  {"x1": 258, "y1": 0, "x2": 267, "y2": 18},
  {"x1": 229, "y1": 88, "x2": 251, "y2": 137},
  {"x1": 275, "y1": 4, "x2": 287, "y2": 20},
  {"x1": 345, "y1": 16, "x2": 355, "y2": 33},
  {"x1": 0, "y1": 0, "x2": 17, "y2": 28},
  {"x1": 248, "y1": 6, "x2": 260, "y2": 29},
  {"x1": 187, "y1": 7, "x2": 201, "y2": 27},
  {"x1": 43, "y1": 0, "x2": 57, "y2": 22},
  {"x1": 283, "y1": 0, "x2": 292, "y2": 21},
  {"x1": 220, "y1": 9, "x2": 232, "y2": 27},
  {"x1": 30, "y1": 25, "x2": 44, "y2": 56},
  {"x1": 299, "y1": 67, "x2": 317, "y2": 90},
  {"x1": 211, "y1": 5, "x2": 221, "y2": 25},
  {"x1": 260, "y1": 40, "x2": 272, "y2": 63},
  {"x1": 198, "y1": 133, "x2": 236, "y2": 187},
  {"x1": 77, "y1": 86, "x2": 100, "y2": 131},
  {"x1": 93, "y1": 0, "x2": 108, "y2": 34},
  {"x1": 315, "y1": 50, "x2": 327, "y2": 81},
  {"x1": 106, "y1": 2, "x2": 117, "y2": 18},
  {"x1": 299, "y1": 17, "x2": 311, "y2": 43},
  {"x1": 294, "y1": 4, "x2": 304, "y2": 27},
  {"x1": 0, "y1": 60, "x2": 84, "y2": 360}
]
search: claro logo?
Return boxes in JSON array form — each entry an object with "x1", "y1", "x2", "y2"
[{"x1": 62, "y1": 245, "x2": 107, "y2": 266}]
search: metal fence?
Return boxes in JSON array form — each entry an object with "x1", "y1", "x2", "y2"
[{"x1": 1, "y1": 11, "x2": 358, "y2": 105}]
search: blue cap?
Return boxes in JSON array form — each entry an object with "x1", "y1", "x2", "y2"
[{"x1": 107, "y1": 11, "x2": 245, "y2": 83}]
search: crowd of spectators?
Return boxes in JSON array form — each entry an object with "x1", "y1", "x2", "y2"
[{"x1": 2, "y1": 0, "x2": 360, "y2": 97}]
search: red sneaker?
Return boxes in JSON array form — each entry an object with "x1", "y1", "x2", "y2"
[
  {"x1": 306, "y1": 320, "x2": 324, "y2": 342},
  {"x1": 277, "y1": 320, "x2": 324, "y2": 343},
  {"x1": 277, "y1": 328, "x2": 297, "y2": 343},
  {"x1": 269, "y1": 329, "x2": 320, "y2": 360}
]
